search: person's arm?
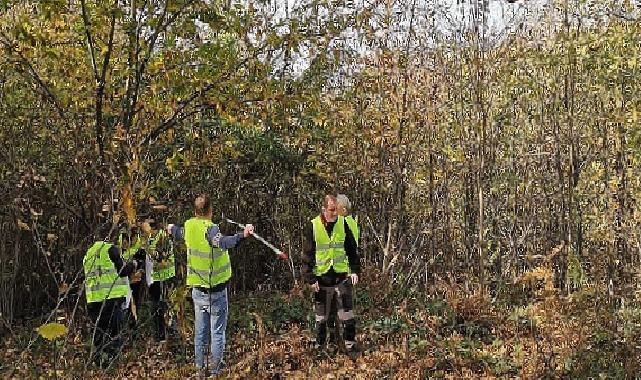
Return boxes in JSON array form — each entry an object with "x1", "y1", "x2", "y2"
[
  {"x1": 206, "y1": 225, "x2": 244, "y2": 250},
  {"x1": 344, "y1": 220, "x2": 360, "y2": 275},
  {"x1": 168, "y1": 225, "x2": 185, "y2": 241},
  {"x1": 108, "y1": 245, "x2": 136, "y2": 277},
  {"x1": 302, "y1": 222, "x2": 317, "y2": 285}
]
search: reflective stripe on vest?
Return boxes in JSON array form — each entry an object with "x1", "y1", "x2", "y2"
[
  {"x1": 188, "y1": 262, "x2": 232, "y2": 280},
  {"x1": 345, "y1": 215, "x2": 359, "y2": 246},
  {"x1": 149, "y1": 230, "x2": 176, "y2": 282},
  {"x1": 312, "y1": 215, "x2": 349, "y2": 275},
  {"x1": 83, "y1": 241, "x2": 129, "y2": 303},
  {"x1": 184, "y1": 218, "x2": 232, "y2": 287}
]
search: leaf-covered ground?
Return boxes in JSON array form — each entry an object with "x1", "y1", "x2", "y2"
[{"x1": 3, "y1": 276, "x2": 640, "y2": 378}]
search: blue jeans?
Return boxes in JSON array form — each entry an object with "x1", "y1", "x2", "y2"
[{"x1": 192, "y1": 287, "x2": 228, "y2": 373}]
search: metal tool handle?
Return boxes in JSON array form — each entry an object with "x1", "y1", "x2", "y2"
[{"x1": 223, "y1": 216, "x2": 288, "y2": 260}]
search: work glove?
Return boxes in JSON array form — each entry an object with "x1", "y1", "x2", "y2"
[
  {"x1": 349, "y1": 273, "x2": 359, "y2": 286},
  {"x1": 166, "y1": 224, "x2": 175, "y2": 235},
  {"x1": 131, "y1": 270, "x2": 143, "y2": 284},
  {"x1": 310, "y1": 281, "x2": 320, "y2": 293}
]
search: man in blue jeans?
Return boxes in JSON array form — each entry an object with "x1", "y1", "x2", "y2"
[{"x1": 167, "y1": 194, "x2": 253, "y2": 376}]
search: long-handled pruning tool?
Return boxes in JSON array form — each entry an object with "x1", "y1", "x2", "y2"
[{"x1": 223, "y1": 215, "x2": 288, "y2": 260}]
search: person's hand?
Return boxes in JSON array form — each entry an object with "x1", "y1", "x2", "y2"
[
  {"x1": 310, "y1": 281, "x2": 320, "y2": 292},
  {"x1": 349, "y1": 273, "x2": 359, "y2": 286},
  {"x1": 243, "y1": 224, "x2": 254, "y2": 238},
  {"x1": 131, "y1": 270, "x2": 143, "y2": 283},
  {"x1": 166, "y1": 224, "x2": 174, "y2": 235}
]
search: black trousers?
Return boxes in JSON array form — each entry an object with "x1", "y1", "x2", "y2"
[
  {"x1": 87, "y1": 298, "x2": 124, "y2": 362},
  {"x1": 314, "y1": 280, "x2": 356, "y2": 347},
  {"x1": 148, "y1": 280, "x2": 171, "y2": 340}
]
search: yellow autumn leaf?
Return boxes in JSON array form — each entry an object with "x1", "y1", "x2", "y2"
[
  {"x1": 121, "y1": 186, "x2": 136, "y2": 226},
  {"x1": 37, "y1": 322, "x2": 67, "y2": 341},
  {"x1": 58, "y1": 283, "x2": 69, "y2": 294},
  {"x1": 112, "y1": 211, "x2": 121, "y2": 225},
  {"x1": 17, "y1": 219, "x2": 30, "y2": 231},
  {"x1": 141, "y1": 221, "x2": 152, "y2": 234}
]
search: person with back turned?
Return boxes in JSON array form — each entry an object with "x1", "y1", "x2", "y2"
[{"x1": 167, "y1": 194, "x2": 253, "y2": 376}]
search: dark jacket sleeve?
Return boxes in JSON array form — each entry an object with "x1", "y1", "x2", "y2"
[
  {"x1": 344, "y1": 220, "x2": 360, "y2": 274},
  {"x1": 302, "y1": 222, "x2": 316, "y2": 284},
  {"x1": 171, "y1": 225, "x2": 184, "y2": 241},
  {"x1": 108, "y1": 245, "x2": 136, "y2": 277}
]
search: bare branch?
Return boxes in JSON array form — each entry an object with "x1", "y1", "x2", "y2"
[
  {"x1": 94, "y1": 0, "x2": 119, "y2": 159},
  {"x1": 80, "y1": 0, "x2": 99, "y2": 80}
]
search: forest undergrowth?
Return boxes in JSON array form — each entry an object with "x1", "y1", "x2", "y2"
[{"x1": 4, "y1": 265, "x2": 640, "y2": 379}]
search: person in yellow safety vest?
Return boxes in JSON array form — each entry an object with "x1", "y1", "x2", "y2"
[
  {"x1": 325, "y1": 193, "x2": 360, "y2": 344},
  {"x1": 302, "y1": 193, "x2": 361, "y2": 359},
  {"x1": 84, "y1": 223, "x2": 144, "y2": 368},
  {"x1": 146, "y1": 223, "x2": 176, "y2": 342},
  {"x1": 336, "y1": 194, "x2": 359, "y2": 245},
  {"x1": 166, "y1": 194, "x2": 253, "y2": 377}
]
